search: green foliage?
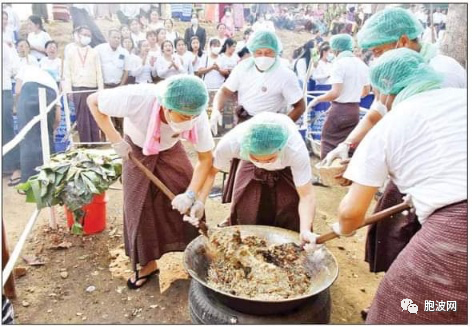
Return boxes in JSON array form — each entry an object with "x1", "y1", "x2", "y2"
[{"x1": 17, "y1": 149, "x2": 122, "y2": 235}]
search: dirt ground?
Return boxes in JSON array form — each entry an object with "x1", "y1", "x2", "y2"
[{"x1": 4, "y1": 16, "x2": 382, "y2": 324}]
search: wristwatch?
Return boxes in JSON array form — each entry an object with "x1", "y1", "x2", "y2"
[{"x1": 185, "y1": 190, "x2": 196, "y2": 201}]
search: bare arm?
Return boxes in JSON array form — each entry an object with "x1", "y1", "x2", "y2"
[
  {"x1": 337, "y1": 182, "x2": 377, "y2": 234},
  {"x1": 313, "y1": 83, "x2": 343, "y2": 103},
  {"x1": 119, "y1": 70, "x2": 129, "y2": 86},
  {"x1": 296, "y1": 182, "x2": 316, "y2": 233},
  {"x1": 196, "y1": 166, "x2": 219, "y2": 202},
  {"x1": 86, "y1": 92, "x2": 122, "y2": 144},
  {"x1": 287, "y1": 98, "x2": 306, "y2": 122},
  {"x1": 213, "y1": 86, "x2": 235, "y2": 113},
  {"x1": 361, "y1": 84, "x2": 371, "y2": 98},
  {"x1": 187, "y1": 150, "x2": 213, "y2": 196},
  {"x1": 344, "y1": 109, "x2": 382, "y2": 146},
  {"x1": 53, "y1": 105, "x2": 61, "y2": 131}
]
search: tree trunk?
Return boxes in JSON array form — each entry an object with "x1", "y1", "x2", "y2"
[{"x1": 440, "y1": 4, "x2": 467, "y2": 68}]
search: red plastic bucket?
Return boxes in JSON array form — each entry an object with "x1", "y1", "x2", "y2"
[{"x1": 65, "y1": 193, "x2": 107, "y2": 235}]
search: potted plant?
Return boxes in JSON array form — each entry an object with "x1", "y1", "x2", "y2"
[{"x1": 17, "y1": 149, "x2": 122, "y2": 235}]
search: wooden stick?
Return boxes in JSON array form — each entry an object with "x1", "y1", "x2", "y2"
[
  {"x1": 316, "y1": 201, "x2": 412, "y2": 244},
  {"x1": 129, "y1": 154, "x2": 209, "y2": 237}
]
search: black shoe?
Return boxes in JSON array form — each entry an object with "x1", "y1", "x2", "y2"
[{"x1": 127, "y1": 269, "x2": 159, "y2": 290}]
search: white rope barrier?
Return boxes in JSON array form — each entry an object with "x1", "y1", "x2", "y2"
[{"x1": 2, "y1": 209, "x2": 41, "y2": 287}]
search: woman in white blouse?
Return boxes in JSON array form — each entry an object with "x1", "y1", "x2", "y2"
[
  {"x1": 219, "y1": 38, "x2": 238, "y2": 74},
  {"x1": 146, "y1": 30, "x2": 161, "y2": 61},
  {"x1": 16, "y1": 39, "x2": 39, "y2": 69},
  {"x1": 164, "y1": 19, "x2": 179, "y2": 44},
  {"x1": 190, "y1": 36, "x2": 206, "y2": 75},
  {"x1": 156, "y1": 28, "x2": 167, "y2": 53},
  {"x1": 129, "y1": 40, "x2": 154, "y2": 84},
  {"x1": 148, "y1": 8, "x2": 164, "y2": 31},
  {"x1": 155, "y1": 40, "x2": 185, "y2": 79},
  {"x1": 175, "y1": 38, "x2": 194, "y2": 75},
  {"x1": 39, "y1": 40, "x2": 62, "y2": 83},
  {"x1": 122, "y1": 37, "x2": 140, "y2": 84},
  {"x1": 129, "y1": 18, "x2": 146, "y2": 48},
  {"x1": 27, "y1": 15, "x2": 51, "y2": 61},
  {"x1": 312, "y1": 44, "x2": 333, "y2": 85}
]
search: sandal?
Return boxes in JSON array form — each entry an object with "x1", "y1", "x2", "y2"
[
  {"x1": 127, "y1": 269, "x2": 159, "y2": 290},
  {"x1": 7, "y1": 177, "x2": 21, "y2": 187}
]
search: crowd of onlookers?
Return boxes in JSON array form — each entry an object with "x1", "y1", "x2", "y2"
[{"x1": 1, "y1": 3, "x2": 450, "y2": 185}]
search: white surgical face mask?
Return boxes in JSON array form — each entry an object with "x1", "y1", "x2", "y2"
[
  {"x1": 254, "y1": 56, "x2": 276, "y2": 71},
  {"x1": 165, "y1": 110, "x2": 196, "y2": 132},
  {"x1": 211, "y1": 47, "x2": 221, "y2": 55},
  {"x1": 80, "y1": 35, "x2": 91, "y2": 46},
  {"x1": 191, "y1": 18, "x2": 198, "y2": 26},
  {"x1": 327, "y1": 53, "x2": 335, "y2": 62}
]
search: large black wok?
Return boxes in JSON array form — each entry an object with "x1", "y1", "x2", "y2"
[{"x1": 183, "y1": 225, "x2": 338, "y2": 315}]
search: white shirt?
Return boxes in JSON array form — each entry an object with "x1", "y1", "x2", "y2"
[
  {"x1": 200, "y1": 54, "x2": 226, "y2": 90},
  {"x1": 97, "y1": 84, "x2": 214, "y2": 152},
  {"x1": 165, "y1": 31, "x2": 179, "y2": 44},
  {"x1": 219, "y1": 53, "x2": 239, "y2": 71},
  {"x1": 39, "y1": 57, "x2": 62, "y2": 82},
  {"x1": 27, "y1": 31, "x2": 52, "y2": 60},
  {"x1": 177, "y1": 51, "x2": 195, "y2": 75},
  {"x1": 192, "y1": 52, "x2": 206, "y2": 72},
  {"x1": 16, "y1": 65, "x2": 59, "y2": 95},
  {"x1": 224, "y1": 58, "x2": 303, "y2": 115},
  {"x1": 329, "y1": 56, "x2": 369, "y2": 103},
  {"x1": 344, "y1": 88, "x2": 466, "y2": 224},
  {"x1": 120, "y1": 4, "x2": 141, "y2": 18},
  {"x1": 95, "y1": 43, "x2": 129, "y2": 84},
  {"x1": 251, "y1": 20, "x2": 276, "y2": 33},
  {"x1": 155, "y1": 54, "x2": 186, "y2": 79},
  {"x1": 429, "y1": 54, "x2": 466, "y2": 89},
  {"x1": 4, "y1": 6, "x2": 20, "y2": 33},
  {"x1": 312, "y1": 59, "x2": 332, "y2": 85},
  {"x1": 148, "y1": 22, "x2": 164, "y2": 31},
  {"x1": 3, "y1": 43, "x2": 19, "y2": 90},
  {"x1": 131, "y1": 32, "x2": 146, "y2": 48},
  {"x1": 373, "y1": 54, "x2": 467, "y2": 118},
  {"x1": 235, "y1": 40, "x2": 247, "y2": 53},
  {"x1": 214, "y1": 113, "x2": 312, "y2": 187},
  {"x1": 433, "y1": 12, "x2": 443, "y2": 24},
  {"x1": 18, "y1": 55, "x2": 40, "y2": 69},
  {"x1": 129, "y1": 55, "x2": 153, "y2": 84}
]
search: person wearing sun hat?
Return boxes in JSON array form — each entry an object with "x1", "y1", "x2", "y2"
[{"x1": 87, "y1": 75, "x2": 214, "y2": 289}]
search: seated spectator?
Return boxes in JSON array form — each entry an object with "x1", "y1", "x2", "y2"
[
  {"x1": 175, "y1": 38, "x2": 194, "y2": 75},
  {"x1": 16, "y1": 39, "x2": 39, "y2": 68},
  {"x1": 129, "y1": 18, "x2": 146, "y2": 48},
  {"x1": 155, "y1": 40, "x2": 185, "y2": 79},
  {"x1": 129, "y1": 40, "x2": 154, "y2": 84},
  {"x1": 235, "y1": 28, "x2": 253, "y2": 52},
  {"x1": 219, "y1": 38, "x2": 238, "y2": 73},
  {"x1": 15, "y1": 65, "x2": 61, "y2": 182},
  {"x1": 148, "y1": 8, "x2": 164, "y2": 31},
  {"x1": 221, "y1": 7, "x2": 235, "y2": 38},
  {"x1": 27, "y1": 15, "x2": 51, "y2": 61},
  {"x1": 164, "y1": 19, "x2": 179, "y2": 45},
  {"x1": 184, "y1": 13, "x2": 206, "y2": 52},
  {"x1": 39, "y1": 40, "x2": 62, "y2": 83},
  {"x1": 197, "y1": 38, "x2": 226, "y2": 90},
  {"x1": 252, "y1": 13, "x2": 276, "y2": 33},
  {"x1": 312, "y1": 44, "x2": 333, "y2": 85},
  {"x1": 189, "y1": 36, "x2": 205, "y2": 74}
]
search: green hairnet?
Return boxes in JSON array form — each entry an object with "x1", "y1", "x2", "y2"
[
  {"x1": 329, "y1": 34, "x2": 353, "y2": 52},
  {"x1": 157, "y1": 75, "x2": 208, "y2": 115},
  {"x1": 357, "y1": 8, "x2": 424, "y2": 49},
  {"x1": 240, "y1": 122, "x2": 289, "y2": 158},
  {"x1": 246, "y1": 30, "x2": 282, "y2": 54},
  {"x1": 369, "y1": 48, "x2": 443, "y2": 104}
]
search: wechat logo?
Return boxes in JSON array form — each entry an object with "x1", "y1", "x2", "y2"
[{"x1": 401, "y1": 299, "x2": 418, "y2": 314}]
